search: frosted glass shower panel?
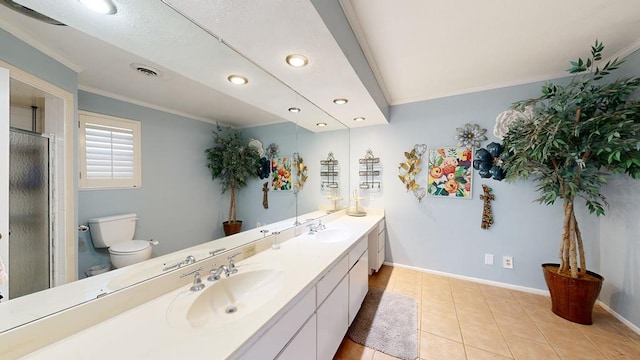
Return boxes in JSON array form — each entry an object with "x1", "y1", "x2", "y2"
[{"x1": 9, "y1": 129, "x2": 50, "y2": 299}]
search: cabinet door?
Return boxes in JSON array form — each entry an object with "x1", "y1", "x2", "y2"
[
  {"x1": 277, "y1": 314, "x2": 316, "y2": 360},
  {"x1": 317, "y1": 275, "x2": 348, "y2": 360},
  {"x1": 349, "y1": 250, "x2": 369, "y2": 325}
]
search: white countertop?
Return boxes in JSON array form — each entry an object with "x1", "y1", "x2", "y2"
[{"x1": 22, "y1": 212, "x2": 383, "y2": 359}]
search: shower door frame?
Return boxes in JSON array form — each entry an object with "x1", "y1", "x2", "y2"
[{"x1": 0, "y1": 61, "x2": 76, "y2": 300}]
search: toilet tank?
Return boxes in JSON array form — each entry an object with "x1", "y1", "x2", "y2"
[{"x1": 88, "y1": 214, "x2": 137, "y2": 248}]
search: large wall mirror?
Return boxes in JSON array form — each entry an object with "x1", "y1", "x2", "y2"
[{"x1": 0, "y1": 0, "x2": 350, "y2": 333}]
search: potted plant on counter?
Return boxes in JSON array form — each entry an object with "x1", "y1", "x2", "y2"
[
  {"x1": 501, "y1": 40, "x2": 640, "y2": 324},
  {"x1": 206, "y1": 124, "x2": 260, "y2": 236}
]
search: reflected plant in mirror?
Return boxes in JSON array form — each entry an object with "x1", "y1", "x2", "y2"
[{"x1": 205, "y1": 124, "x2": 261, "y2": 236}]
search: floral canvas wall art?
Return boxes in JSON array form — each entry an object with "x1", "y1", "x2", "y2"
[
  {"x1": 427, "y1": 147, "x2": 473, "y2": 198},
  {"x1": 271, "y1": 156, "x2": 292, "y2": 191}
]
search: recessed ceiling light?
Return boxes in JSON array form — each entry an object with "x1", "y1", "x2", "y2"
[
  {"x1": 316, "y1": 122, "x2": 328, "y2": 127},
  {"x1": 353, "y1": 117, "x2": 366, "y2": 122},
  {"x1": 288, "y1": 107, "x2": 301, "y2": 113},
  {"x1": 78, "y1": 0, "x2": 117, "y2": 15},
  {"x1": 286, "y1": 54, "x2": 309, "y2": 67},
  {"x1": 333, "y1": 98, "x2": 348, "y2": 105},
  {"x1": 227, "y1": 75, "x2": 248, "y2": 85}
]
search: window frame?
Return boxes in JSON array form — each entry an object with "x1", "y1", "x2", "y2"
[{"x1": 78, "y1": 111, "x2": 142, "y2": 190}]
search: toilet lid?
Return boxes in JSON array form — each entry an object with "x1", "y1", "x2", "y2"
[{"x1": 110, "y1": 240, "x2": 150, "y2": 254}]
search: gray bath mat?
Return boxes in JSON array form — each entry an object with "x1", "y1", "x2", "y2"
[{"x1": 347, "y1": 288, "x2": 418, "y2": 360}]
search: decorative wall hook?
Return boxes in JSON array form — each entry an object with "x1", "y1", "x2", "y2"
[{"x1": 480, "y1": 184, "x2": 495, "y2": 229}]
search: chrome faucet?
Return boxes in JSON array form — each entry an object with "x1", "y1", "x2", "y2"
[
  {"x1": 208, "y1": 264, "x2": 230, "y2": 281},
  {"x1": 307, "y1": 219, "x2": 326, "y2": 235},
  {"x1": 180, "y1": 267, "x2": 204, "y2": 291},
  {"x1": 162, "y1": 255, "x2": 197, "y2": 271}
]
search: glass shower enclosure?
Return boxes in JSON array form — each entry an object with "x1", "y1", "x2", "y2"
[{"x1": 8, "y1": 128, "x2": 50, "y2": 299}]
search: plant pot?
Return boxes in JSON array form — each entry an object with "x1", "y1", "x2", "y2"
[
  {"x1": 223, "y1": 221, "x2": 243, "y2": 236},
  {"x1": 542, "y1": 263, "x2": 604, "y2": 325}
]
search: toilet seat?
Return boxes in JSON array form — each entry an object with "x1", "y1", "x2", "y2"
[{"x1": 109, "y1": 240, "x2": 150, "y2": 254}]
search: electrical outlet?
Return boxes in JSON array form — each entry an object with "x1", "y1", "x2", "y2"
[
  {"x1": 503, "y1": 256, "x2": 514, "y2": 269},
  {"x1": 484, "y1": 253, "x2": 494, "y2": 265},
  {"x1": 244, "y1": 244, "x2": 256, "y2": 257},
  {"x1": 370, "y1": 192, "x2": 375, "y2": 202}
]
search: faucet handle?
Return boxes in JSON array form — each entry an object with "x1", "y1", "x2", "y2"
[
  {"x1": 190, "y1": 272, "x2": 205, "y2": 292},
  {"x1": 209, "y1": 248, "x2": 226, "y2": 256},
  {"x1": 227, "y1": 252, "x2": 241, "y2": 274}
]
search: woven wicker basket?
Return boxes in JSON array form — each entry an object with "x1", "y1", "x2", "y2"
[{"x1": 542, "y1": 263, "x2": 604, "y2": 325}]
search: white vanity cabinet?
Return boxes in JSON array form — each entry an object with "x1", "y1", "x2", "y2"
[
  {"x1": 277, "y1": 314, "x2": 317, "y2": 360},
  {"x1": 239, "y1": 288, "x2": 316, "y2": 360},
  {"x1": 368, "y1": 219, "x2": 386, "y2": 273},
  {"x1": 348, "y1": 237, "x2": 368, "y2": 325},
  {"x1": 316, "y1": 256, "x2": 349, "y2": 360}
]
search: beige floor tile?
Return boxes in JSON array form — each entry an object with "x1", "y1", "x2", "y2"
[
  {"x1": 465, "y1": 345, "x2": 514, "y2": 360},
  {"x1": 485, "y1": 297, "x2": 526, "y2": 317},
  {"x1": 506, "y1": 336, "x2": 560, "y2": 360},
  {"x1": 552, "y1": 340, "x2": 608, "y2": 360},
  {"x1": 585, "y1": 332, "x2": 640, "y2": 360},
  {"x1": 419, "y1": 331, "x2": 466, "y2": 360},
  {"x1": 334, "y1": 337, "x2": 375, "y2": 360},
  {"x1": 493, "y1": 312, "x2": 547, "y2": 344},
  {"x1": 460, "y1": 324, "x2": 511, "y2": 357},
  {"x1": 480, "y1": 285, "x2": 516, "y2": 300},
  {"x1": 341, "y1": 266, "x2": 640, "y2": 360},
  {"x1": 421, "y1": 311, "x2": 463, "y2": 342},
  {"x1": 372, "y1": 351, "x2": 402, "y2": 360}
]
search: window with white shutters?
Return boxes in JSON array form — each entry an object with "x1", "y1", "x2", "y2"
[{"x1": 78, "y1": 111, "x2": 141, "y2": 189}]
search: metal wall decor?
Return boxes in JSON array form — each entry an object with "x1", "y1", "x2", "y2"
[
  {"x1": 293, "y1": 152, "x2": 308, "y2": 191},
  {"x1": 320, "y1": 152, "x2": 339, "y2": 189},
  {"x1": 454, "y1": 123, "x2": 487, "y2": 148},
  {"x1": 480, "y1": 184, "x2": 495, "y2": 229},
  {"x1": 359, "y1": 149, "x2": 381, "y2": 191},
  {"x1": 398, "y1": 144, "x2": 427, "y2": 201}
]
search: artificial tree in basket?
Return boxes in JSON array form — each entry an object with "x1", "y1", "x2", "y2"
[
  {"x1": 205, "y1": 125, "x2": 260, "y2": 236},
  {"x1": 501, "y1": 40, "x2": 640, "y2": 324}
]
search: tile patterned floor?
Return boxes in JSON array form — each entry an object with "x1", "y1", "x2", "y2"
[{"x1": 334, "y1": 265, "x2": 640, "y2": 360}]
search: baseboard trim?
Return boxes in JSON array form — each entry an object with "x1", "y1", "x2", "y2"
[
  {"x1": 596, "y1": 300, "x2": 640, "y2": 335},
  {"x1": 383, "y1": 261, "x2": 640, "y2": 335}
]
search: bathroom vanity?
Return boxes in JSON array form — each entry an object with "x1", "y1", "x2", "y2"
[{"x1": 2, "y1": 210, "x2": 384, "y2": 359}]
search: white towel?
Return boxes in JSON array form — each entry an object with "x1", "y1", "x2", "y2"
[{"x1": 0, "y1": 255, "x2": 8, "y2": 285}]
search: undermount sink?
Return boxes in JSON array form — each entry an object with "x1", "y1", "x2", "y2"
[
  {"x1": 167, "y1": 269, "x2": 284, "y2": 330},
  {"x1": 312, "y1": 228, "x2": 352, "y2": 243}
]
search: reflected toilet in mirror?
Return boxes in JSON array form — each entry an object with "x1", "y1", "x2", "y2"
[{"x1": 88, "y1": 214, "x2": 153, "y2": 269}]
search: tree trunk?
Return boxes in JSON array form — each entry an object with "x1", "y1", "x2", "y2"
[
  {"x1": 559, "y1": 199, "x2": 586, "y2": 278},
  {"x1": 229, "y1": 182, "x2": 237, "y2": 223}
]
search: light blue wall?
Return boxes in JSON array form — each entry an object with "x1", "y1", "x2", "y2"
[
  {"x1": 77, "y1": 91, "x2": 222, "y2": 277},
  {"x1": 597, "y1": 48, "x2": 640, "y2": 327},
  {"x1": 350, "y1": 48, "x2": 640, "y2": 329},
  {"x1": 0, "y1": 28, "x2": 77, "y2": 94}
]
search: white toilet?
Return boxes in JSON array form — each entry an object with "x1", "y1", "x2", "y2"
[{"x1": 88, "y1": 213, "x2": 152, "y2": 268}]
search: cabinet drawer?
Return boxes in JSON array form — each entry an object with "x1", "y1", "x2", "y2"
[
  {"x1": 317, "y1": 255, "x2": 348, "y2": 305},
  {"x1": 348, "y1": 236, "x2": 367, "y2": 269},
  {"x1": 241, "y1": 288, "x2": 315, "y2": 360},
  {"x1": 377, "y1": 219, "x2": 385, "y2": 235}
]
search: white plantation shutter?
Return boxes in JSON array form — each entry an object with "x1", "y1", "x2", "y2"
[{"x1": 79, "y1": 111, "x2": 141, "y2": 189}]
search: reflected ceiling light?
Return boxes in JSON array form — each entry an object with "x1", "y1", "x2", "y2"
[
  {"x1": 316, "y1": 122, "x2": 328, "y2": 127},
  {"x1": 288, "y1": 107, "x2": 301, "y2": 113},
  {"x1": 286, "y1": 54, "x2": 309, "y2": 67},
  {"x1": 353, "y1": 117, "x2": 366, "y2": 122},
  {"x1": 227, "y1": 75, "x2": 248, "y2": 85},
  {"x1": 78, "y1": 0, "x2": 117, "y2": 15},
  {"x1": 333, "y1": 98, "x2": 348, "y2": 105}
]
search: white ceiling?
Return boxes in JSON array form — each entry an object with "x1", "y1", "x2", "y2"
[
  {"x1": 341, "y1": 0, "x2": 640, "y2": 105},
  {"x1": 3, "y1": 0, "x2": 640, "y2": 130}
]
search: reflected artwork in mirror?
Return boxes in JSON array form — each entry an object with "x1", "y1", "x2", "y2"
[{"x1": 0, "y1": 1, "x2": 349, "y2": 334}]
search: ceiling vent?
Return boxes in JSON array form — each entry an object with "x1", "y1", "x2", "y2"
[
  {"x1": 130, "y1": 63, "x2": 162, "y2": 78},
  {"x1": 0, "y1": 0, "x2": 66, "y2": 26}
]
